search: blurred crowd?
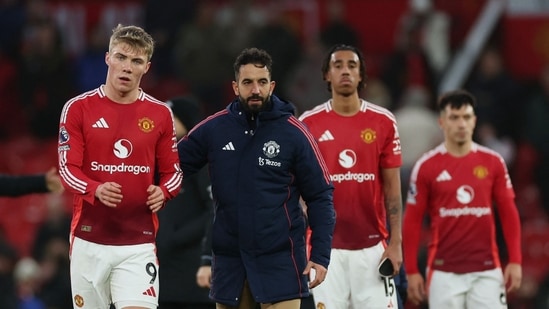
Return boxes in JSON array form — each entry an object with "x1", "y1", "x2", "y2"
[{"x1": 0, "y1": 0, "x2": 548, "y2": 308}]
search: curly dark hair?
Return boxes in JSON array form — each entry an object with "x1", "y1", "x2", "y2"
[
  {"x1": 321, "y1": 44, "x2": 367, "y2": 92},
  {"x1": 233, "y1": 47, "x2": 273, "y2": 81}
]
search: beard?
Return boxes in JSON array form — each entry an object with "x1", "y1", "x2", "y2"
[{"x1": 239, "y1": 94, "x2": 271, "y2": 113}]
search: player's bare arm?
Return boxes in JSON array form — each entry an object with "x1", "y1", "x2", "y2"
[
  {"x1": 382, "y1": 167, "x2": 403, "y2": 274},
  {"x1": 95, "y1": 182, "x2": 122, "y2": 207}
]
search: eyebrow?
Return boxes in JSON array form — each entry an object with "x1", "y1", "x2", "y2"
[
  {"x1": 332, "y1": 59, "x2": 357, "y2": 65},
  {"x1": 242, "y1": 77, "x2": 269, "y2": 82}
]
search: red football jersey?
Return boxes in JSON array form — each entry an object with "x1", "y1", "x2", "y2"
[
  {"x1": 58, "y1": 86, "x2": 182, "y2": 245},
  {"x1": 299, "y1": 100, "x2": 402, "y2": 249},
  {"x1": 403, "y1": 143, "x2": 522, "y2": 274}
]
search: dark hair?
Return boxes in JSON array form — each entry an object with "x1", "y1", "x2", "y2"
[
  {"x1": 233, "y1": 47, "x2": 273, "y2": 81},
  {"x1": 437, "y1": 90, "x2": 477, "y2": 113},
  {"x1": 321, "y1": 44, "x2": 367, "y2": 92},
  {"x1": 167, "y1": 95, "x2": 203, "y2": 131}
]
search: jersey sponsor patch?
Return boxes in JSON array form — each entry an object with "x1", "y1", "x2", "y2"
[
  {"x1": 258, "y1": 156, "x2": 282, "y2": 167},
  {"x1": 59, "y1": 126, "x2": 69, "y2": 144},
  {"x1": 456, "y1": 185, "x2": 474, "y2": 204},
  {"x1": 113, "y1": 139, "x2": 133, "y2": 159},
  {"x1": 439, "y1": 206, "x2": 491, "y2": 218},
  {"x1": 338, "y1": 149, "x2": 357, "y2": 168},
  {"x1": 58, "y1": 145, "x2": 70, "y2": 151},
  {"x1": 406, "y1": 183, "x2": 417, "y2": 204},
  {"x1": 90, "y1": 161, "x2": 151, "y2": 175},
  {"x1": 330, "y1": 171, "x2": 375, "y2": 183}
]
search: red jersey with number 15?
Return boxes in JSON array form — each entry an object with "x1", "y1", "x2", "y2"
[{"x1": 299, "y1": 100, "x2": 402, "y2": 249}]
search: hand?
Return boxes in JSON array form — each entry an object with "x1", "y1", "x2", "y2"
[
  {"x1": 381, "y1": 242, "x2": 403, "y2": 277},
  {"x1": 196, "y1": 265, "x2": 212, "y2": 288},
  {"x1": 45, "y1": 167, "x2": 64, "y2": 194},
  {"x1": 504, "y1": 263, "x2": 522, "y2": 293},
  {"x1": 407, "y1": 273, "x2": 427, "y2": 306},
  {"x1": 146, "y1": 185, "x2": 165, "y2": 213},
  {"x1": 303, "y1": 261, "x2": 327, "y2": 289},
  {"x1": 95, "y1": 182, "x2": 122, "y2": 207}
]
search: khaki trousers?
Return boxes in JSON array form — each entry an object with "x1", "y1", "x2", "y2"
[{"x1": 216, "y1": 281, "x2": 301, "y2": 309}]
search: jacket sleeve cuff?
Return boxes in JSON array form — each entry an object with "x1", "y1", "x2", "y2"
[{"x1": 200, "y1": 255, "x2": 212, "y2": 266}]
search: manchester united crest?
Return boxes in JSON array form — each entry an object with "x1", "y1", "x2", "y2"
[
  {"x1": 361, "y1": 128, "x2": 376, "y2": 144},
  {"x1": 138, "y1": 117, "x2": 155, "y2": 133},
  {"x1": 262, "y1": 141, "x2": 280, "y2": 158},
  {"x1": 473, "y1": 165, "x2": 489, "y2": 179},
  {"x1": 74, "y1": 295, "x2": 84, "y2": 307}
]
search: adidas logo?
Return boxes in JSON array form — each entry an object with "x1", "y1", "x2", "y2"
[
  {"x1": 222, "y1": 142, "x2": 235, "y2": 151},
  {"x1": 92, "y1": 117, "x2": 109, "y2": 128},
  {"x1": 318, "y1": 130, "x2": 334, "y2": 142},
  {"x1": 436, "y1": 170, "x2": 452, "y2": 182},
  {"x1": 142, "y1": 286, "x2": 156, "y2": 297}
]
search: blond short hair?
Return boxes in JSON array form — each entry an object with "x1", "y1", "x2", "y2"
[{"x1": 109, "y1": 24, "x2": 155, "y2": 61}]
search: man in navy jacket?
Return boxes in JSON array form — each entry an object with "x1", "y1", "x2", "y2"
[{"x1": 177, "y1": 47, "x2": 335, "y2": 309}]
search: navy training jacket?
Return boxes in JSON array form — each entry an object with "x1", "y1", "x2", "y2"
[{"x1": 177, "y1": 95, "x2": 335, "y2": 306}]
